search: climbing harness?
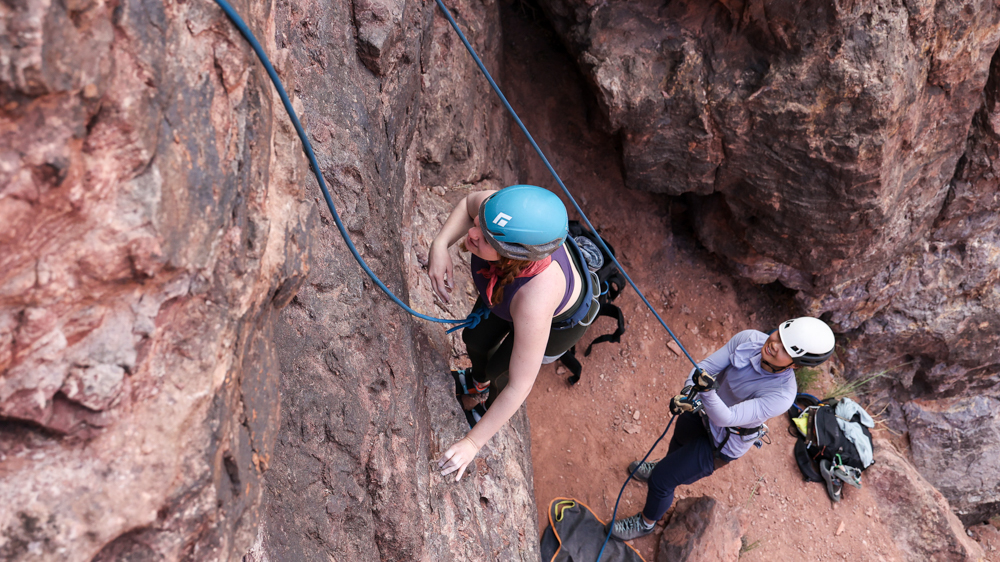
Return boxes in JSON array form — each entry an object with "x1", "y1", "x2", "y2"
[{"x1": 709, "y1": 420, "x2": 770, "y2": 452}]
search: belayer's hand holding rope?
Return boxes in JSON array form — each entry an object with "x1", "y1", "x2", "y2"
[{"x1": 668, "y1": 391, "x2": 702, "y2": 416}]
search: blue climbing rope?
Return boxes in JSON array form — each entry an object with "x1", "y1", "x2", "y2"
[
  {"x1": 210, "y1": 0, "x2": 706, "y2": 361},
  {"x1": 432, "y1": 0, "x2": 700, "y2": 369},
  {"x1": 210, "y1": 0, "x2": 474, "y2": 328},
  {"x1": 596, "y1": 413, "x2": 678, "y2": 562},
  {"x1": 446, "y1": 306, "x2": 489, "y2": 333}
]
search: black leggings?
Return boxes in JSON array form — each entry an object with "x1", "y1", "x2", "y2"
[{"x1": 462, "y1": 298, "x2": 590, "y2": 408}]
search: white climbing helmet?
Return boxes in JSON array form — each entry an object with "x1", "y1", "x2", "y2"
[{"x1": 778, "y1": 317, "x2": 835, "y2": 367}]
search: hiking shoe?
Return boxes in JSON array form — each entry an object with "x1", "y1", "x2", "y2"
[
  {"x1": 628, "y1": 459, "x2": 659, "y2": 482},
  {"x1": 608, "y1": 513, "x2": 655, "y2": 541},
  {"x1": 819, "y1": 459, "x2": 843, "y2": 502}
]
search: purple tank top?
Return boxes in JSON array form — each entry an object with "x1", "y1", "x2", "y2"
[{"x1": 471, "y1": 244, "x2": 576, "y2": 322}]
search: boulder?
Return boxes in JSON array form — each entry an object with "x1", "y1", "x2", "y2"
[
  {"x1": 658, "y1": 496, "x2": 742, "y2": 562},
  {"x1": 534, "y1": 0, "x2": 1000, "y2": 297},
  {"x1": 903, "y1": 397, "x2": 1000, "y2": 526},
  {"x1": 967, "y1": 522, "x2": 1000, "y2": 557},
  {"x1": 866, "y1": 438, "x2": 985, "y2": 561},
  {"x1": 840, "y1": 48, "x2": 1000, "y2": 416}
]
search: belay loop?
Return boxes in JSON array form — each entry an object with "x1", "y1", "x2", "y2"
[{"x1": 446, "y1": 307, "x2": 491, "y2": 333}]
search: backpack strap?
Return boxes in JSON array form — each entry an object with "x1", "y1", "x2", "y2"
[
  {"x1": 787, "y1": 393, "x2": 821, "y2": 424},
  {"x1": 583, "y1": 303, "x2": 625, "y2": 356},
  {"x1": 559, "y1": 346, "x2": 582, "y2": 385},
  {"x1": 602, "y1": 270, "x2": 626, "y2": 302},
  {"x1": 794, "y1": 437, "x2": 824, "y2": 482}
]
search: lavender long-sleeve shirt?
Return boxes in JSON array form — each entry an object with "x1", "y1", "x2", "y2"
[{"x1": 685, "y1": 330, "x2": 797, "y2": 460}]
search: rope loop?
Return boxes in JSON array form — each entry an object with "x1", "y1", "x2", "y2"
[
  {"x1": 446, "y1": 307, "x2": 491, "y2": 333},
  {"x1": 210, "y1": 0, "x2": 464, "y2": 326}
]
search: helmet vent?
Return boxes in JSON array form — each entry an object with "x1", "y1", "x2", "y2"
[{"x1": 791, "y1": 345, "x2": 801, "y2": 352}]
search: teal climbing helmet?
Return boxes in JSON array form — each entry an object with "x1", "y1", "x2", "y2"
[{"x1": 478, "y1": 185, "x2": 568, "y2": 261}]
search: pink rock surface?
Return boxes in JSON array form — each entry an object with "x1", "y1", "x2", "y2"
[
  {"x1": 0, "y1": 0, "x2": 311, "y2": 558},
  {"x1": 867, "y1": 438, "x2": 985, "y2": 561}
]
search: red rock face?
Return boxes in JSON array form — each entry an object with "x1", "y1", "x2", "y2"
[
  {"x1": 536, "y1": 0, "x2": 999, "y2": 296},
  {"x1": 0, "y1": 0, "x2": 311, "y2": 558},
  {"x1": 834, "y1": 49, "x2": 1000, "y2": 411},
  {"x1": 904, "y1": 397, "x2": 1000, "y2": 526},
  {"x1": 867, "y1": 438, "x2": 985, "y2": 561},
  {"x1": 2, "y1": 0, "x2": 541, "y2": 557},
  {"x1": 248, "y1": 0, "x2": 540, "y2": 559}
]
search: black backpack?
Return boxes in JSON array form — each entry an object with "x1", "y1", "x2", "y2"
[
  {"x1": 558, "y1": 221, "x2": 627, "y2": 384},
  {"x1": 788, "y1": 395, "x2": 875, "y2": 482}
]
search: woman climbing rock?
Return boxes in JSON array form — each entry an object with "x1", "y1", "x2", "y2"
[{"x1": 430, "y1": 185, "x2": 597, "y2": 481}]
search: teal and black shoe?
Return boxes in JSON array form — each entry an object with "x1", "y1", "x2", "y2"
[
  {"x1": 608, "y1": 513, "x2": 655, "y2": 541},
  {"x1": 819, "y1": 459, "x2": 843, "y2": 502},
  {"x1": 627, "y1": 459, "x2": 659, "y2": 483},
  {"x1": 450, "y1": 369, "x2": 489, "y2": 428}
]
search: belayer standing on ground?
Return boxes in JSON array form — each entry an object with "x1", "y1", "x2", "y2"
[
  {"x1": 430, "y1": 185, "x2": 598, "y2": 482},
  {"x1": 609, "y1": 317, "x2": 836, "y2": 540}
]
